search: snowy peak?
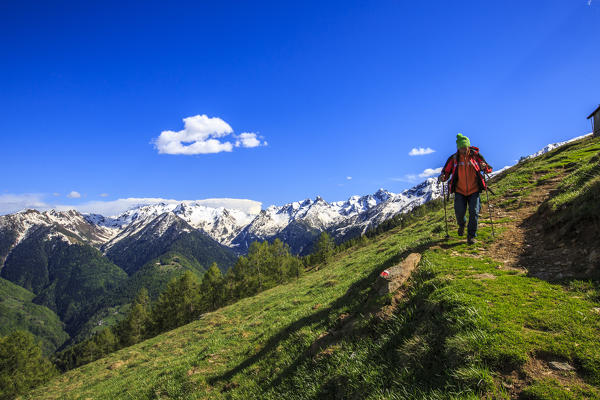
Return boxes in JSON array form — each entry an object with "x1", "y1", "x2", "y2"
[
  {"x1": 87, "y1": 201, "x2": 256, "y2": 245},
  {"x1": 102, "y1": 211, "x2": 192, "y2": 253},
  {"x1": 402, "y1": 178, "x2": 442, "y2": 201},
  {"x1": 232, "y1": 187, "x2": 406, "y2": 253},
  {"x1": 374, "y1": 188, "x2": 393, "y2": 202},
  {"x1": 0, "y1": 208, "x2": 116, "y2": 248}
]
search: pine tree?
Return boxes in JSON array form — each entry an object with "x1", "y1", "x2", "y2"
[
  {"x1": 200, "y1": 263, "x2": 224, "y2": 311},
  {"x1": 228, "y1": 240, "x2": 303, "y2": 298},
  {"x1": 80, "y1": 339, "x2": 100, "y2": 365},
  {"x1": 315, "y1": 232, "x2": 335, "y2": 264},
  {"x1": 93, "y1": 328, "x2": 118, "y2": 356},
  {"x1": 118, "y1": 288, "x2": 152, "y2": 346},
  {"x1": 0, "y1": 331, "x2": 58, "y2": 399},
  {"x1": 229, "y1": 254, "x2": 256, "y2": 298},
  {"x1": 151, "y1": 271, "x2": 200, "y2": 333}
]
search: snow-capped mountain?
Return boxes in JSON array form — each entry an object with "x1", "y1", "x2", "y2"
[
  {"x1": 101, "y1": 211, "x2": 237, "y2": 275},
  {"x1": 0, "y1": 209, "x2": 117, "y2": 265},
  {"x1": 0, "y1": 209, "x2": 121, "y2": 294},
  {"x1": 328, "y1": 178, "x2": 442, "y2": 241},
  {"x1": 229, "y1": 189, "x2": 397, "y2": 253},
  {"x1": 87, "y1": 201, "x2": 254, "y2": 246}
]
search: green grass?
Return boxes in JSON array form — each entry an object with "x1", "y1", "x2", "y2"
[
  {"x1": 24, "y1": 135, "x2": 600, "y2": 399},
  {"x1": 544, "y1": 152, "x2": 600, "y2": 232},
  {"x1": 521, "y1": 378, "x2": 600, "y2": 400}
]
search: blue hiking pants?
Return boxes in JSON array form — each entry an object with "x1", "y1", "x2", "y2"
[{"x1": 454, "y1": 192, "x2": 481, "y2": 238}]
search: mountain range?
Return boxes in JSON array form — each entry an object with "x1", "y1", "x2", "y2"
[{"x1": 0, "y1": 133, "x2": 590, "y2": 351}]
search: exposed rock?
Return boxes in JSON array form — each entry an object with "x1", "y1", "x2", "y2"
[
  {"x1": 548, "y1": 361, "x2": 575, "y2": 371},
  {"x1": 472, "y1": 273, "x2": 497, "y2": 280},
  {"x1": 375, "y1": 253, "x2": 421, "y2": 295},
  {"x1": 108, "y1": 361, "x2": 125, "y2": 370}
]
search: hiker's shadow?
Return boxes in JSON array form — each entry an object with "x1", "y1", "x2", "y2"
[{"x1": 438, "y1": 241, "x2": 462, "y2": 250}]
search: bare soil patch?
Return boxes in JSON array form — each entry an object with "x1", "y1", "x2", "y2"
[{"x1": 481, "y1": 175, "x2": 599, "y2": 281}]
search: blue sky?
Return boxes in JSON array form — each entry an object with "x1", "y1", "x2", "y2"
[{"x1": 1, "y1": 1, "x2": 599, "y2": 215}]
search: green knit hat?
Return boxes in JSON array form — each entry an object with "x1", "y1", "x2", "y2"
[{"x1": 456, "y1": 133, "x2": 470, "y2": 149}]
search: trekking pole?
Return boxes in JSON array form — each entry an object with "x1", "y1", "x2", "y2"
[
  {"x1": 483, "y1": 173, "x2": 495, "y2": 238},
  {"x1": 441, "y1": 181, "x2": 450, "y2": 239}
]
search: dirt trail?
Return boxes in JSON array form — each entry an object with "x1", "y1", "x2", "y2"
[
  {"x1": 475, "y1": 175, "x2": 598, "y2": 281},
  {"x1": 478, "y1": 178, "x2": 558, "y2": 273}
]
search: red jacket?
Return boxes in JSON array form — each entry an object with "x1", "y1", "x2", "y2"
[{"x1": 441, "y1": 146, "x2": 492, "y2": 196}]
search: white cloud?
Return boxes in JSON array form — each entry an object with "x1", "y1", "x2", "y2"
[
  {"x1": 67, "y1": 191, "x2": 81, "y2": 199},
  {"x1": 346, "y1": 176, "x2": 352, "y2": 180},
  {"x1": 234, "y1": 132, "x2": 266, "y2": 148},
  {"x1": 0, "y1": 194, "x2": 50, "y2": 215},
  {"x1": 99, "y1": 193, "x2": 109, "y2": 197},
  {"x1": 418, "y1": 167, "x2": 442, "y2": 178},
  {"x1": 409, "y1": 147, "x2": 435, "y2": 156},
  {"x1": 153, "y1": 115, "x2": 266, "y2": 155},
  {"x1": 52, "y1": 192, "x2": 60, "y2": 197}
]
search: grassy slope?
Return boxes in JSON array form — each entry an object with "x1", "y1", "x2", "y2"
[
  {"x1": 26, "y1": 135, "x2": 600, "y2": 399},
  {"x1": 0, "y1": 277, "x2": 69, "y2": 355}
]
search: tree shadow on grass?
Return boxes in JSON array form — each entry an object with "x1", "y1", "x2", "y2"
[
  {"x1": 207, "y1": 240, "x2": 437, "y2": 391},
  {"x1": 274, "y1": 240, "x2": 478, "y2": 399}
]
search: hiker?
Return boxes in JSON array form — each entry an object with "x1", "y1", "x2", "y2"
[{"x1": 438, "y1": 133, "x2": 493, "y2": 244}]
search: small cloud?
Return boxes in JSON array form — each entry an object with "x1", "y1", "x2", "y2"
[
  {"x1": 234, "y1": 132, "x2": 267, "y2": 148},
  {"x1": 409, "y1": 147, "x2": 435, "y2": 156},
  {"x1": 418, "y1": 167, "x2": 442, "y2": 178},
  {"x1": 99, "y1": 193, "x2": 109, "y2": 198},
  {"x1": 52, "y1": 192, "x2": 60, "y2": 197},
  {"x1": 67, "y1": 191, "x2": 81, "y2": 199},
  {"x1": 153, "y1": 114, "x2": 266, "y2": 155},
  {"x1": 346, "y1": 176, "x2": 352, "y2": 180}
]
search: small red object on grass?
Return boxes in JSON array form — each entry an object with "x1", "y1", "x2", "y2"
[{"x1": 380, "y1": 270, "x2": 390, "y2": 278}]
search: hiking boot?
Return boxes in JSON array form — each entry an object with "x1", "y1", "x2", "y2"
[
  {"x1": 467, "y1": 236, "x2": 476, "y2": 245},
  {"x1": 457, "y1": 224, "x2": 465, "y2": 236}
]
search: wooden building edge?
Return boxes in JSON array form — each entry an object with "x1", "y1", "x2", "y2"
[{"x1": 588, "y1": 105, "x2": 600, "y2": 137}]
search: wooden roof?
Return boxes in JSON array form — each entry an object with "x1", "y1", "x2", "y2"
[{"x1": 588, "y1": 104, "x2": 600, "y2": 119}]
